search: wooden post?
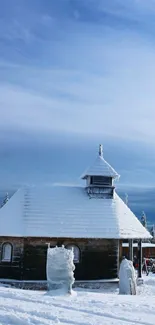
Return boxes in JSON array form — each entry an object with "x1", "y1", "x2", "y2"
[
  {"x1": 117, "y1": 240, "x2": 122, "y2": 276},
  {"x1": 138, "y1": 239, "x2": 142, "y2": 278},
  {"x1": 119, "y1": 240, "x2": 122, "y2": 260},
  {"x1": 129, "y1": 239, "x2": 133, "y2": 261}
]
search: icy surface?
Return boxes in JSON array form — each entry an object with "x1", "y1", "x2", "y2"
[
  {"x1": 46, "y1": 246, "x2": 75, "y2": 293},
  {"x1": 0, "y1": 185, "x2": 151, "y2": 239},
  {"x1": 1, "y1": 275, "x2": 155, "y2": 324},
  {"x1": 119, "y1": 258, "x2": 136, "y2": 295}
]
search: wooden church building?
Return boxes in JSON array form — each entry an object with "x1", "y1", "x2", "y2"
[{"x1": 0, "y1": 145, "x2": 151, "y2": 281}]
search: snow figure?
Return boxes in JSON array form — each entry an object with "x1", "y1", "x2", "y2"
[
  {"x1": 119, "y1": 258, "x2": 137, "y2": 295},
  {"x1": 46, "y1": 246, "x2": 75, "y2": 294}
]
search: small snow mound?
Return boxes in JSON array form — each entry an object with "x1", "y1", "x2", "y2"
[
  {"x1": 119, "y1": 258, "x2": 136, "y2": 295},
  {"x1": 46, "y1": 246, "x2": 75, "y2": 294}
]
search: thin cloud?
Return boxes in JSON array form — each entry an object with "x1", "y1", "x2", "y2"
[{"x1": 1, "y1": 0, "x2": 155, "y2": 143}]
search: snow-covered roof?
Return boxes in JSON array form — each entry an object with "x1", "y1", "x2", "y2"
[
  {"x1": 81, "y1": 146, "x2": 119, "y2": 179},
  {"x1": 122, "y1": 243, "x2": 155, "y2": 248},
  {"x1": 0, "y1": 185, "x2": 151, "y2": 239}
]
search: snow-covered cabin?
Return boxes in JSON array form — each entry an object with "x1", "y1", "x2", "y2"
[{"x1": 0, "y1": 145, "x2": 151, "y2": 281}]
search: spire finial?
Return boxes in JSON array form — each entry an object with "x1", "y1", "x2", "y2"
[{"x1": 99, "y1": 144, "x2": 103, "y2": 157}]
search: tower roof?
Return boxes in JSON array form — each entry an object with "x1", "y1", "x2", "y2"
[{"x1": 81, "y1": 144, "x2": 119, "y2": 179}]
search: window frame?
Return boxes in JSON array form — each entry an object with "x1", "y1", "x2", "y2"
[
  {"x1": 66, "y1": 244, "x2": 81, "y2": 264},
  {"x1": 1, "y1": 242, "x2": 13, "y2": 263}
]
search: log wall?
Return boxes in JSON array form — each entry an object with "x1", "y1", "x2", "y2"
[{"x1": 0, "y1": 237, "x2": 119, "y2": 280}]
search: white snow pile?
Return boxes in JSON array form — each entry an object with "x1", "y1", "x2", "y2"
[
  {"x1": 1, "y1": 276, "x2": 155, "y2": 325},
  {"x1": 46, "y1": 246, "x2": 75, "y2": 293},
  {"x1": 119, "y1": 258, "x2": 136, "y2": 295}
]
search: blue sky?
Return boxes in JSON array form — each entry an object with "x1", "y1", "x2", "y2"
[{"x1": 1, "y1": 0, "x2": 155, "y2": 193}]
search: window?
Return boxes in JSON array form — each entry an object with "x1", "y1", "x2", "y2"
[
  {"x1": 90, "y1": 176, "x2": 112, "y2": 186},
  {"x1": 1, "y1": 243, "x2": 12, "y2": 262},
  {"x1": 66, "y1": 244, "x2": 80, "y2": 263}
]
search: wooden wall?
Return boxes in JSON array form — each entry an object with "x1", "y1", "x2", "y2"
[
  {"x1": 23, "y1": 238, "x2": 119, "y2": 280},
  {"x1": 0, "y1": 237, "x2": 119, "y2": 281},
  {"x1": 122, "y1": 246, "x2": 155, "y2": 259}
]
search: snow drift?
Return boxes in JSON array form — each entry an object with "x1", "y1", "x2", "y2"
[{"x1": 1, "y1": 275, "x2": 155, "y2": 325}]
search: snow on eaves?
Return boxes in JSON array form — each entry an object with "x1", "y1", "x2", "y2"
[
  {"x1": 81, "y1": 155, "x2": 119, "y2": 179},
  {"x1": 0, "y1": 185, "x2": 151, "y2": 239},
  {"x1": 122, "y1": 243, "x2": 155, "y2": 248}
]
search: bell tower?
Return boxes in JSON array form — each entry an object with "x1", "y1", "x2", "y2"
[{"x1": 81, "y1": 144, "x2": 119, "y2": 198}]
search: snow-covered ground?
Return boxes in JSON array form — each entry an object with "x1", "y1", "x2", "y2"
[{"x1": 1, "y1": 275, "x2": 155, "y2": 325}]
